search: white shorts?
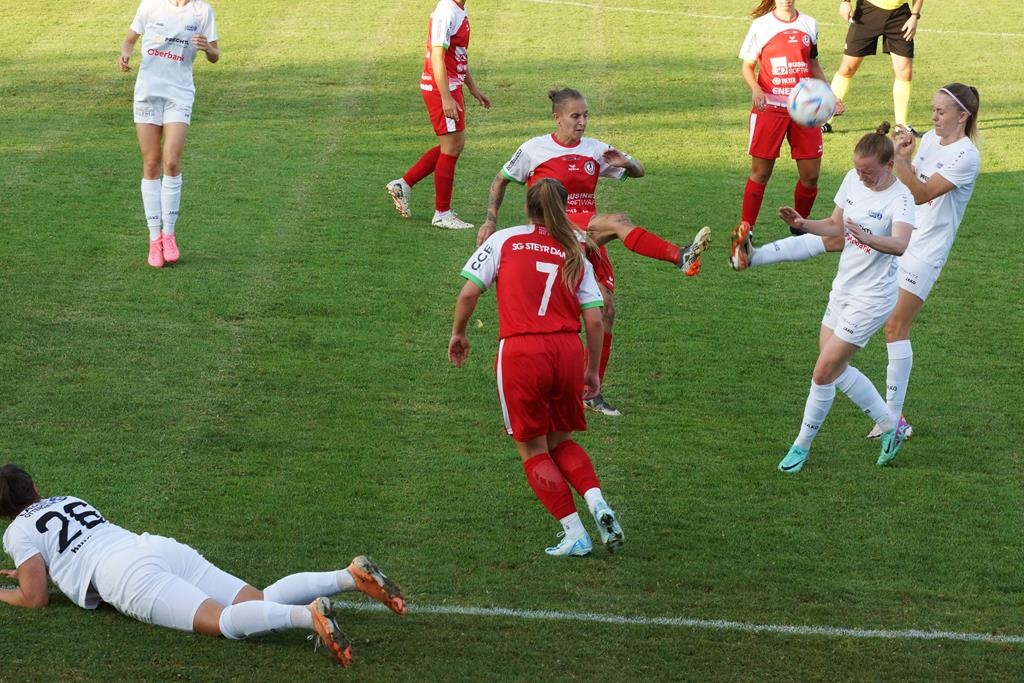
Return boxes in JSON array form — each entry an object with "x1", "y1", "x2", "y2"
[
  {"x1": 897, "y1": 250, "x2": 942, "y2": 302},
  {"x1": 134, "y1": 97, "x2": 192, "y2": 126},
  {"x1": 822, "y1": 292, "x2": 895, "y2": 348},
  {"x1": 92, "y1": 533, "x2": 246, "y2": 632}
]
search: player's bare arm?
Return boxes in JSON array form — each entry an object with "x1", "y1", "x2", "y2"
[
  {"x1": 0, "y1": 554, "x2": 48, "y2": 609},
  {"x1": 742, "y1": 61, "x2": 766, "y2": 110},
  {"x1": 477, "y1": 174, "x2": 510, "y2": 246},
  {"x1": 119, "y1": 30, "x2": 140, "y2": 72},
  {"x1": 902, "y1": 0, "x2": 923, "y2": 41},
  {"x1": 430, "y1": 46, "x2": 460, "y2": 119},
  {"x1": 192, "y1": 35, "x2": 220, "y2": 63},
  {"x1": 845, "y1": 219, "x2": 912, "y2": 256},
  {"x1": 449, "y1": 281, "x2": 483, "y2": 367},
  {"x1": 778, "y1": 205, "x2": 844, "y2": 237},
  {"x1": 464, "y1": 71, "x2": 490, "y2": 109},
  {"x1": 602, "y1": 149, "x2": 644, "y2": 178}
]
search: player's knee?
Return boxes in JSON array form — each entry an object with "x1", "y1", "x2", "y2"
[
  {"x1": 162, "y1": 159, "x2": 182, "y2": 177},
  {"x1": 192, "y1": 599, "x2": 227, "y2": 637},
  {"x1": 142, "y1": 158, "x2": 162, "y2": 178}
]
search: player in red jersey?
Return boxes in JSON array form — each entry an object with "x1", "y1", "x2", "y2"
[
  {"x1": 475, "y1": 88, "x2": 711, "y2": 416},
  {"x1": 449, "y1": 179, "x2": 625, "y2": 557},
  {"x1": 732, "y1": 0, "x2": 844, "y2": 258},
  {"x1": 386, "y1": 0, "x2": 490, "y2": 230}
]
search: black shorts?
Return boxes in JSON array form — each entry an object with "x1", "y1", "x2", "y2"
[{"x1": 844, "y1": 1, "x2": 915, "y2": 58}]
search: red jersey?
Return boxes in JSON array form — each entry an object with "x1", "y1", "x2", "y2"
[
  {"x1": 420, "y1": 0, "x2": 470, "y2": 93},
  {"x1": 500, "y1": 135, "x2": 628, "y2": 229},
  {"x1": 461, "y1": 224, "x2": 603, "y2": 339},
  {"x1": 739, "y1": 11, "x2": 819, "y2": 109}
]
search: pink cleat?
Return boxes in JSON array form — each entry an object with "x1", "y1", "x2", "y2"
[
  {"x1": 162, "y1": 233, "x2": 180, "y2": 264},
  {"x1": 148, "y1": 238, "x2": 164, "y2": 268}
]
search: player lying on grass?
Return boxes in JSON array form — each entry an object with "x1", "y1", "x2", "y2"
[{"x1": 0, "y1": 464, "x2": 404, "y2": 668}]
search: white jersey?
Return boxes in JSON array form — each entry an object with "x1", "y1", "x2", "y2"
[
  {"x1": 830, "y1": 169, "x2": 916, "y2": 304},
  {"x1": 131, "y1": 0, "x2": 218, "y2": 105},
  {"x1": 3, "y1": 496, "x2": 137, "y2": 609},
  {"x1": 903, "y1": 131, "x2": 981, "y2": 268}
]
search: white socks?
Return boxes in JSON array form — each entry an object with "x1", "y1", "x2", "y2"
[
  {"x1": 161, "y1": 174, "x2": 182, "y2": 235},
  {"x1": 836, "y1": 365, "x2": 897, "y2": 433},
  {"x1": 885, "y1": 340, "x2": 913, "y2": 417},
  {"x1": 559, "y1": 512, "x2": 587, "y2": 538},
  {"x1": 141, "y1": 178, "x2": 162, "y2": 240},
  {"x1": 262, "y1": 570, "x2": 354, "y2": 604},
  {"x1": 751, "y1": 233, "x2": 826, "y2": 267},
  {"x1": 218, "y1": 600, "x2": 311, "y2": 640},
  {"x1": 582, "y1": 487, "x2": 605, "y2": 517},
  {"x1": 795, "y1": 380, "x2": 835, "y2": 449}
]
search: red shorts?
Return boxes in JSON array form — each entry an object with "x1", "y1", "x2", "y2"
[
  {"x1": 496, "y1": 333, "x2": 587, "y2": 441},
  {"x1": 748, "y1": 105, "x2": 823, "y2": 161},
  {"x1": 422, "y1": 86, "x2": 465, "y2": 136},
  {"x1": 568, "y1": 212, "x2": 615, "y2": 292}
]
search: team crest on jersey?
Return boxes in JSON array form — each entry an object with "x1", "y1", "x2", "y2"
[
  {"x1": 584, "y1": 160, "x2": 597, "y2": 175},
  {"x1": 802, "y1": 35, "x2": 810, "y2": 46}
]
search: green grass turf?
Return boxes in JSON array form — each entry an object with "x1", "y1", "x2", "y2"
[{"x1": 1, "y1": 0, "x2": 1022, "y2": 679}]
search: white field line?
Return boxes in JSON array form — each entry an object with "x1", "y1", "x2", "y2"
[
  {"x1": 335, "y1": 600, "x2": 1024, "y2": 645},
  {"x1": 522, "y1": 0, "x2": 1024, "y2": 39}
]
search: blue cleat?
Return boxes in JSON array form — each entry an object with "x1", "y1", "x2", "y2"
[
  {"x1": 592, "y1": 501, "x2": 624, "y2": 554},
  {"x1": 778, "y1": 445, "x2": 809, "y2": 473},
  {"x1": 545, "y1": 531, "x2": 593, "y2": 557},
  {"x1": 877, "y1": 416, "x2": 910, "y2": 466}
]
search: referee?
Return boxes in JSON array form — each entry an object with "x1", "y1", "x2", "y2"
[{"x1": 823, "y1": 0, "x2": 924, "y2": 132}]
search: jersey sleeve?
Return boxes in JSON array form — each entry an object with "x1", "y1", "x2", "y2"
[
  {"x1": 204, "y1": 5, "x2": 218, "y2": 42},
  {"x1": 890, "y1": 189, "x2": 916, "y2": 229},
  {"x1": 500, "y1": 144, "x2": 531, "y2": 184},
  {"x1": 430, "y1": 4, "x2": 458, "y2": 48},
  {"x1": 129, "y1": 0, "x2": 147, "y2": 34},
  {"x1": 934, "y1": 146, "x2": 981, "y2": 189},
  {"x1": 460, "y1": 236, "x2": 500, "y2": 291},
  {"x1": 576, "y1": 259, "x2": 604, "y2": 309},
  {"x1": 834, "y1": 170, "x2": 855, "y2": 209},
  {"x1": 738, "y1": 22, "x2": 761, "y2": 62},
  {"x1": 2, "y1": 523, "x2": 41, "y2": 569},
  {"x1": 809, "y1": 19, "x2": 819, "y2": 59}
]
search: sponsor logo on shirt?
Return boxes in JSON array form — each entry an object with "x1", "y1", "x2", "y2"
[
  {"x1": 512, "y1": 242, "x2": 566, "y2": 258},
  {"x1": 868, "y1": 210, "x2": 883, "y2": 220},
  {"x1": 157, "y1": 35, "x2": 192, "y2": 48},
  {"x1": 148, "y1": 48, "x2": 185, "y2": 62},
  {"x1": 469, "y1": 244, "x2": 493, "y2": 271},
  {"x1": 185, "y1": 24, "x2": 198, "y2": 31}
]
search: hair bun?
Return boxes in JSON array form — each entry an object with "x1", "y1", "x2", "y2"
[{"x1": 876, "y1": 121, "x2": 891, "y2": 136}]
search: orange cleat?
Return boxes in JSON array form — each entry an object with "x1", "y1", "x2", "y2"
[
  {"x1": 730, "y1": 221, "x2": 753, "y2": 271},
  {"x1": 308, "y1": 597, "x2": 352, "y2": 667},
  {"x1": 347, "y1": 555, "x2": 406, "y2": 615},
  {"x1": 679, "y1": 226, "x2": 711, "y2": 276}
]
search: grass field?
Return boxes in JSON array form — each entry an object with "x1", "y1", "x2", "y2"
[{"x1": 1, "y1": 0, "x2": 1023, "y2": 680}]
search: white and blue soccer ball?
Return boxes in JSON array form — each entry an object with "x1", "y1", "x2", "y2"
[{"x1": 787, "y1": 79, "x2": 836, "y2": 128}]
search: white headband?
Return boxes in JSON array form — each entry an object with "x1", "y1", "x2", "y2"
[{"x1": 940, "y1": 88, "x2": 970, "y2": 115}]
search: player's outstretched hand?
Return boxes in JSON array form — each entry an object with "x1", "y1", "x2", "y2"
[
  {"x1": 778, "y1": 206, "x2": 805, "y2": 230},
  {"x1": 449, "y1": 335, "x2": 470, "y2": 367},
  {"x1": 602, "y1": 148, "x2": 630, "y2": 168},
  {"x1": 892, "y1": 126, "x2": 916, "y2": 158}
]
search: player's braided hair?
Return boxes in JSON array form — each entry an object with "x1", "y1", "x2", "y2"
[
  {"x1": 854, "y1": 122, "x2": 895, "y2": 164},
  {"x1": 548, "y1": 88, "x2": 584, "y2": 113},
  {"x1": 940, "y1": 83, "x2": 980, "y2": 140},
  {"x1": 0, "y1": 464, "x2": 40, "y2": 518},
  {"x1": 526, "y1": 179, "x2": 587, "y2": 290}
]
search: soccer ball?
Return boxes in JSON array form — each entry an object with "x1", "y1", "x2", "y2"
[{"x1": 787, "y1": 79, "x2": 836, "y2": 128}]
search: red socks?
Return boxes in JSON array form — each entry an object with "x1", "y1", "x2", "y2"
[
  {"x1": 622, "y1": 227, "x2": 680, "y2": 265},
  {"x1": 550, "y1": 440, "x2": 600, "y2": 495},
  {"x1": 793, "y1": 181, "x2": 818, "y2": 220},
  {"x1": 402, "y1": 146, "x2": 441, "y2": 187},
  {"x1": 741, "y1": 178, "x2": 766, "y2": 226},
  {"x1": 434, "y1": 153, "x2": 458, "y2": 212},
  {"x1": 522, "y1": 453, "x2": 576, "y2": 520}
]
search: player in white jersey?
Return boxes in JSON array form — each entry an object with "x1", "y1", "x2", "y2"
[
  {"x1": 119, "y1": 0, "x2": 220, "y2": 268},
  {"x1": 733, "y1": 85, "x2": 980, "y2": 440},
  {"x1": 0, "y1": 464, "x2": 405, "y2": 668},
  {"x1": 772, "y1": 124, "x2": 915, "y2": 473}
]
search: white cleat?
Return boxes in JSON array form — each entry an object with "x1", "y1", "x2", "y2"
[
  {"x1": 867, "y1": 417, "x2": 913, "y2": 440},
  {"x1": 544, "y1": 531, "x2": 593, "y2": 557},
  {"x1": 386, "y1": 179, "x2": 412, "y2": 218},
  {"x1": 592, "y1": 501, "x2": 624, "y2": 554},
  {"x1": 432, "y1": 210, "x2": 474, "y2": 230}
]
